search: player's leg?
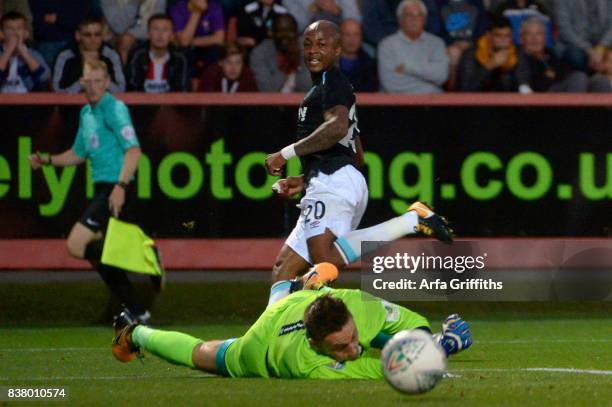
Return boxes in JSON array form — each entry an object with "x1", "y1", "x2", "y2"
[
  {"x1": 268, "y1": 244, "x2": 311, "y2": 306},
  {"x1": 112, "y1": 309, "x2": 227, "y2": 374},
  {"x1": 308, "y1": 202, "x2": 453, "y2": 266},
  {"x1": 303, "y1": 167, "x2": 452, "y2": 265},
  {"x1": 271, "y1": 244, "x2": 311, "y2": 283}
]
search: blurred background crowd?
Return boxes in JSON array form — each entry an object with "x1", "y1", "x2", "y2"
[{"x1": 0, "y1": 0, "x2": 611, "y2": 94}]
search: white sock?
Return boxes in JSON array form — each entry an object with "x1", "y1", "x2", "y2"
[
  {"x1": 334, "y1": 211, "x2": 418, "y2": 264},
  {"x1": 267, "y1": 280, "x2": 292, "y2": 307}
]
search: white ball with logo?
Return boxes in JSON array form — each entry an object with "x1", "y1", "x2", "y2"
[{"x1": 381, "y1": 329, "x2": 447, "y2": 394}]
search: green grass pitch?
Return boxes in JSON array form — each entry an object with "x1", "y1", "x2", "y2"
[{"x1": 0, "y1": 281, "x2": 611, "y2": 406}]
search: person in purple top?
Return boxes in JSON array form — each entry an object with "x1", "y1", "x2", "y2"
[{"x1": 170, "y1": 0, "x2": 225, "y2": 74}]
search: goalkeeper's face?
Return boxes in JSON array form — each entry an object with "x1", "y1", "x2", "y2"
[{"x1": 313, "y1": 317, "x2": 361, "y2": 362}]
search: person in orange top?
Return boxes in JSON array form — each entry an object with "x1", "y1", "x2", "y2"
[{"x1": 456, "y1": 15, "x2": 521, "y2": 91}]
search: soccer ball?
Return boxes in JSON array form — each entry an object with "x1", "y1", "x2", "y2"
[{"x1": 381, "y1": 329, "x2": 447, "y2": 394}]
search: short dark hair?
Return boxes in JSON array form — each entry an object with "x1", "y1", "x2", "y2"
[
  {"x1": 489, "y1": 15, "x2": 512, "y2": 31},
  {"x1": 148, "y1": 13, "x2": 173, "y2": 28},
  {"x1": 78, "y1": 16, "x2": 104, "y2": 30},
  {"x1": 221, "y1": 42, "x2": 245, "y2": 60},
  {"x1": 272, "y1": 13, "x2": 297, "y2": 33},
  {"x1": 1, "y1": 11, "x2": 27, "y2": 28},
  {"x1": 304, "y1": 295, "x2": 351, "y2": 343}
]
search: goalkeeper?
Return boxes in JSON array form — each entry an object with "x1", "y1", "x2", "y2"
[{"x1": 112, "y1": 265, "x2": 472, "y2": 379}]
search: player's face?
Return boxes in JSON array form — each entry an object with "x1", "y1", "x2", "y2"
[
  {"x1": 149, "y1": 19, "x2": 173, "y2": 49},
  {"x1": 82, "y1": 68, "x2": 109, "y2": 104},
  {"x1": 303, "y1": 29, "x2": 340, "y2": 73},
  {"x1": 220, "y1": 54, "x2": 244, "y2": 81},
  {"x1": 318, "y1": 317, "x2": 361, "y2": 362},
  {"x1": 521, "y1": 23, "x2": 546, "y2": 55}
]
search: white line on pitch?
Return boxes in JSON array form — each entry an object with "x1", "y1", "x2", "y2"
[
  {"x1": 454, "y1": 368, "x2": 612, "y2": 376},
  {"x1": 0, "y1": 375, "x2": 206, "y2": 381},
  {"x1": 0, "y1": 347, "x2": 106, "y2": 352},
  {"x1": 477, "y1": 339, "x2": 612, "y2": 344}
]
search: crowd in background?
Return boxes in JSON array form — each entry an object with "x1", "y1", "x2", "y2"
[{"x1": 1, "y1": 0, "x2": 612, "y2": 94}]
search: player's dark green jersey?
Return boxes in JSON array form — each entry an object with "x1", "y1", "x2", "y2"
[{"x1": 224, "y1": 288, "x2": 429, "y2": 379}]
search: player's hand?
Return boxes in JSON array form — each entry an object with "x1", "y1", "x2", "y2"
[
  {"x1": 395, "y1": 63, "x2": 406, "y2": 74},
  {"x1": 109, "y1": 185, "x2": 125, "y2": 218},
  {"x1": 265, "y1": 151, "x2": 287, "y2": 176},
  {"x1": 272, "y1": 175, "x2": 304, "y2": 198},
  {"x1": 28, "y1": 151, "x2": 48, "y2": 170}
]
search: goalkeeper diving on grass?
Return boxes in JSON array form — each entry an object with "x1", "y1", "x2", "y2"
[{"x1": 112, "y1": 263, "x2": 473, "y2": 379}]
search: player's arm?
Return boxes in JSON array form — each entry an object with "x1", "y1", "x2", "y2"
[
  {"x1": 28, "y1": 149, "x2": 85, "y2": 170},
  {"x1": 265, "y1": 105, "x2": 349, "y2": 176},
  {"x1": 369, "y1": 300, "x2": 431, "y2": 349}
]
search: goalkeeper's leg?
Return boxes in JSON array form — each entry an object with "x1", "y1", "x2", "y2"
[{"x1": 113, "y1": 312, "x2": 228, "y2": 374}]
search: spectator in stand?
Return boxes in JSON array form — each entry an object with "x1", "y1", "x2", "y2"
[
  {"x1": 438, "y1": 0, "x2": 489, "y2": 88},
  {"x1": 457, "y1": 15, "x2": 519, "y2": 91},
  {"x1": 1, "y1": 1, "x2": 32, "y2": 31},
  {"x1": 339, "y1": 19, "x2": 378, "y2": 92},
  {"x1": 198, "y1": 42, "x2": 257, "y2": 92},
  {"x1": 284, "y1": 0, "x2": 362, "y2": 33},
  {"x1": 589, "y1": 49, "x2": 612, "y2": 92},
  {"x1": 0, "y1": 11, "x2": 49, "y2": 92},
  {"x1": 361, "y1": 0, "x2": 441, "y2": 45},
  {"x1": 249, "y1": 13, "x2": 310, "y2": 92},
  {"x1": 101, "y1": 0, "x2": 166, "y2": 65},
  {"x1": 516, "y1": 17, "x2": 588, "y2": 93},
  {"x1": 53, "y1": 16, "x2": 125, "y2": 93},
  {"x1": 237, "y1": 0, "x2": 287, "y2": 50},
  {"x1": 554, "y1": 0, "x2": 612, "y2": 72},
  {"x1": 29, "y1": 1, "x2": 95, "y2": 67},
  {"x1": 495, "y1": 0, "x2": 552, "y2": 49},
  {"x1": 378, "y1": 0, "x2": 449, "y2": 93},
  {"x1": 170, "y1": 0, "x2": 225, "y2": 75},
  {"x1": 126, "y1": 13, "x2": 191, "y2": 92}
]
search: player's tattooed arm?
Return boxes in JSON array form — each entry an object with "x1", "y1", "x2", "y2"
[
  {"x1": 265, "y1": 105, "x2": 349, "y2": 176},
  {"x1": 294, "y1": 105, "x2": 349, "y2": 156}
]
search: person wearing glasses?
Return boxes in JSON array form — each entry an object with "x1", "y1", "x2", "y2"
[{"x1": 52, "y1": 16, "x2": 126, "y2": 93}]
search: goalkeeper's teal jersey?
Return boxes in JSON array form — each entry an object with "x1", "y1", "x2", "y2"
[
  {"x1": 223, "y1": 289, "x2": 429, "y2": 379},
  {"x1": 71, "y1": 92, "x2": 139, "y2": 183}
]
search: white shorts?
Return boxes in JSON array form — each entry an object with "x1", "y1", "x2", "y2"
[{"x1": 285, "y1": 165, "x2": 368, "y2": 264}]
